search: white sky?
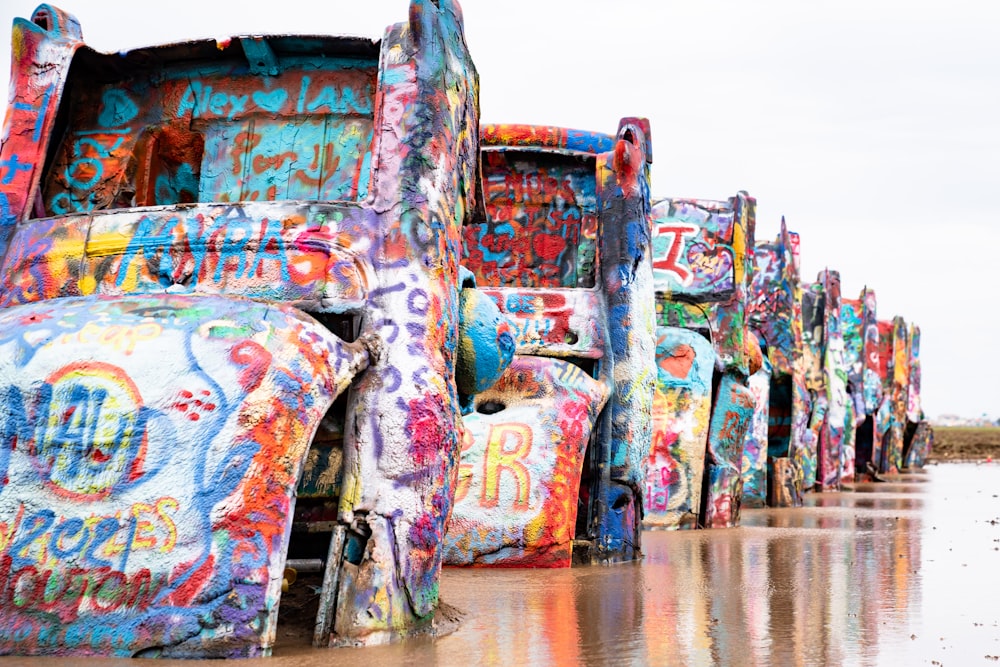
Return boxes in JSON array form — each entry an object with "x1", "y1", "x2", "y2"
[{"x1": 1, "y1": 0, "x2": 998, "y2": 420}]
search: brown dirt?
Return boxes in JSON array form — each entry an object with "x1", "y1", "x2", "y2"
[
  {"x1": 927, "y1": 426, "x2": 1000, "y2": 462},
  {"x1": 275, "y1": 572, "x2": 324, "y2": 649}
]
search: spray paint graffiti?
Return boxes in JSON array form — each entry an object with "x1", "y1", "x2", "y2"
[
  {"x1": 0, "y1": 294, "x2": 373, "y2": 657},
  {"x1": 741, "y1": 340, "x2": 772, "y2": 508},
  {"x1": 902, "y1": 325, "x2": 932, "y2": 467},
  {"x1": 643, "y1": 328, "x2": 714, "y2": 529},
  {"x1": 843, "y1": 288, "x2": 884, "y2": 480},
  {"x1": 650, "y1": 193, "x2": 756, "y2": 528},
  {"x1": 811, "y1": 270, "x2": 848, "y2": 490},
  {"x1": 882, "y1": 317, "x2": 910, "y2": 473},
  {"x1": 443, "y1": 357, "x2": 608, "y2": 567},
  {"x1": 747, "y1": 218, "x2": 808, "y2": 507},
  {"x1": 453, "y1": 119, "x2": 655, "y2": 564},
  {"x1": 0, "y1": 0, "x2": 488, "y2": 654}
]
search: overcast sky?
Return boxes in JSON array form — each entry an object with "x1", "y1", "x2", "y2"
[{"x1": 1, "y1": 0, "x2": 997, "y2": 420}]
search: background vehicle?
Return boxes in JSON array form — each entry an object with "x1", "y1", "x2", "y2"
[
  {"x1": 747, "y1": 219, "x2": 809, "y2": 506},
  {"x1": 446, "y1": 120, "x2": 656, "y2": 565},
  {"x1": 644, "y1": 192, "x2": 757, "y2": 529}
]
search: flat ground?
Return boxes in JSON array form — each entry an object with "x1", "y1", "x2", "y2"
[{"x1": 927, "y1": 426, "x2": 1000, "y2": 461}]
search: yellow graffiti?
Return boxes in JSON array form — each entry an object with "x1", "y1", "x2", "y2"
[{"x1": 482, "y1": 423, "x2": 532, "y2": 509}]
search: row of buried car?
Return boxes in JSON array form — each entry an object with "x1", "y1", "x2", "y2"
[{"x1": 0, "y1": 1, "x2": 933, "y2": 659}]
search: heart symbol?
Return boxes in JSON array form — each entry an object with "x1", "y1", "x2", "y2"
[
  {"x1": 252, "y1": 89, "x2": 288, "y2": 113},
  {"x1": 660, "y1": 344, "x2": 695, "y2": 379}
]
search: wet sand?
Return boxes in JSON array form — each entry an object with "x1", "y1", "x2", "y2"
[{"x1": 3, "y1": 462, "x2": 999, "y2": 666}]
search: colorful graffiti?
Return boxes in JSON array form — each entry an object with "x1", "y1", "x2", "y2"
[
  {"x1": 841, "y1": 299, "x2": 865, "y2": 410},
  {"x1": 0, "y1": 1, "x2": 939, "y2": 655},
  {"x1": 650, "y1": 193, "x2": 757, "y2": 527},
  {"x1": 906, "y1": 324, "x2": 923, "y2": 424},
  {"x1": 702, "y1": 374, "x2": 757, "y2": 528},
  {"x1": 0, "y1": 294, "x2": 373, "y2": 656},
  {"x1": 883, "y1": 317, "x2": 910, "y2": 473},
  {"x1": 748, "y1": 219, "x2": 807, "y2": 507},
  {"x1": 816, "y1": 270, "x2": 848, "y2": 490},
  {"x1": 443, "y1": 357, "x2": 608, "y2": 567},
  {"x1": 454, "y1": 120, "x2": 656, "y2": 564},
  {"x1": 643, "y1": 328, "x2": 714, "y2": 529},
  {"x1": 0, "y1": 0, "x2": 487, "y2": 653},
  {"x1": 741, "y1": 338, "x2": 771, "y2": 508},
  {"x1": 652, "y1": 194, "x2": 756, "y2": 377}
]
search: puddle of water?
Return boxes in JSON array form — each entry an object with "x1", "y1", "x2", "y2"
[{"x1": 5, "y1": 463, "x2": 1000, "y2": 667}]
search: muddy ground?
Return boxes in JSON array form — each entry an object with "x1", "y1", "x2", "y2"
[{"x1": 926, "y1": 426, "x2": 1000, "y2": 461}]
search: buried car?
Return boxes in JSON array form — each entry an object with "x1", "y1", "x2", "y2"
[
  {"x1": 444, "y1": 120, "x2": 656, "y2": 566},
  {"x1": 0, "y1": 0, "x2": 491, "y2": 656},
  {"x1": 746, "y1": 219, "x2": 811, "y2": 507},
  {"x1": 642, "y1": 192, "x2": 758, "y2": 529}
]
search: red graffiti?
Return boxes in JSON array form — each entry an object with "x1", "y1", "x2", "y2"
[{"x1": 653, "y1": 223, "x2": 699, "y2": 284}]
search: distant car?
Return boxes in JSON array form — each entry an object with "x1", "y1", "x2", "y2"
[
  {"x1": 747, "y1": 219, "x2": 810, "y2": 506},
  {"x1": 903, "y1": 325, "x2": 933, "y2": 467}
]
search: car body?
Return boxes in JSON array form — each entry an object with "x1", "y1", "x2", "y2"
[
  {"x1": 0, "y1": 0, "x2": 487, "y2": 655},
  {"x1": 445, "y1": 121, "x2": 656, "y2": 565},
  {"x1": 643, "y1": 192, "x2": 757, "y2": 528},
  {"x1": 746, "y1": 219, "x2": 810, "y2": 506}
]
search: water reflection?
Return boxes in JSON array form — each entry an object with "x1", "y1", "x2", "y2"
[{"x1": 9, "y1": 465, "x2": 1000, "y2": 667}]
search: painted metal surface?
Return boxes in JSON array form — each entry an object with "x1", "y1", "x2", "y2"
[
  {"x1": 800, "y1": 281, "x2": 828, "y2": 489},
  {"x1": 702, "y1": 373, "x2": 757, "y2": 528},
  {"x1": 0, "y1": 294, "x2": 371, "y2": 657},
  {"x1": 884, "y1": 317, "x2": 910, "y2": 473},
  {"x1": 861, "y1": 289, "x2": 882, "y2": 416},
  {"x1": 652, "y1": 194, "x2": 756, "y2": 377},
  {"x1": 747, "y1": 218, "x2": 807, "y2": 507},
  {"x1": 785, "y1": 231, "x2": 815, "y2": 493},
  {"x1": 452, "y1": 119, "x2": 655, "y2": 564},
  {"x1": 0, "y1": 0, "x2": 485, "y2": 654},
  {"x1": 741, "y1": 343, "x2": 772, "y2": 508},
  {"x1": 906, "y1": 324, "x2": 923, "y2": 424},
  {"x1": 905, "y1": 420, "x2": 933, "y2": 468},
  {"x1": 456, "y1": 286, "x2": 516, "y2": 412},
  {"x1": 648, "y1": 193, "x2": 756, "y2": 527},
  {"x1": 875, "y1": 319, "x2": 895, "y2": 472},
  {"x1": 443, "y1": 357, "x2": 608, "y2": 567},
  {"x1": 858, "y1": 288, "x2": 883, "y2": 475},
  {"x1": 902, "y1": 324, "x2": 932, "y2": 468},
  {"x1": 816, "y1": 270, "x2": 848, "y2": 490},
  {"x1": 643, "y1": 327, "x2": 715, "y2": 529},
  {"x1": 841, "y1": 296, "x2": 866, "y2": 483}
]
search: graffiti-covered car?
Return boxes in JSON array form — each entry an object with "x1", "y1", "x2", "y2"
[
  {"x1": 0, "y1": 0, "x2": 486, "y2": 656},
  {"x1": 643, "y1": 192, "x2": 757, "y2": 529},
  {"x1": 444, "y1": 121, "x2": 656, "y2": 566},
  {"x1": 841, "y1": 287, "x2": 883, "y2": 481},
  {"x1": 747, "y1": 218, "x2": 810, "y2": 506},
  {"x1": 903, "y1": 325, "x2": 933, "y2": 467},
  {"x1": 877, "y1": 316, "x2": 920, "y2": 473}
]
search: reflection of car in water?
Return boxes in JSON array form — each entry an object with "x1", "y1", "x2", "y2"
[
  {"x1": 643, "y1": 193, "x2": 758, "y2": 529},
  {"x1": 0, "y1": 0, "x2": 494, "y2": 656},
  {"x1": 445, "y1": 121, "x2": 656, "y2": 566}
]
